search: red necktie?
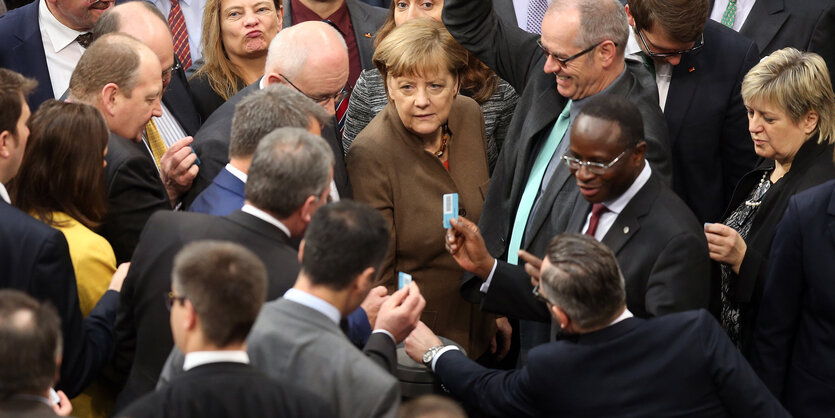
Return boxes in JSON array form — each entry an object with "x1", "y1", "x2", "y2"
[
  {"x1": 168, "y1": 0, "x2": 192, "y2": 70},
  {"x1": 585, "y1": 203, "x2": 608, "y2": 237}
]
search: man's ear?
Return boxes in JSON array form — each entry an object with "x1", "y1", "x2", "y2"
[
  {"x1": 0, "y1": 130, "x2": 12, "y2": 158},
  {"x1": 633, "y1": 140, "x2": 647, "y2": 163},
  {"x1": 100, "y1": 83, "x2": 121, "y2": 117},
  {"x1": 265, "y1": 73, "x2": 283, "y2": 87},
  {"x1": 551, "y1": 305, "x2": 570, "y2": 330},
  {"x1": 183, "y1": 300, "x2": 198, "y2": 331},
  {"x1": 299, "y1": 194, "x2": 319, "y2": 224},
  {"x1": 624, "y1": 4, "x2": 635, "y2": 27}
]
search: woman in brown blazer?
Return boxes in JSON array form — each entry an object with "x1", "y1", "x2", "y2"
[{"x1": 346, "y1": 19, "x2": 495, "y2": 357}]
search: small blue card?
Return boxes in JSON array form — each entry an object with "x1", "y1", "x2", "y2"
[
  {"x1": 398, "y1": 272, "x2": 413, "y2": 290},
  {"x1": 443, "y1": 193, "x2": 459, "y2": 228}
]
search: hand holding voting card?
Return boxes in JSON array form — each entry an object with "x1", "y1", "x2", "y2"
[{"x1": 443, "y1": 193, "x2": 458, "y2": 228}]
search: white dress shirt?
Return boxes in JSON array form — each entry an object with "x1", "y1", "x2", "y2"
[
  {"x1": 241, "y1": 203, "x2": 291, "y2": 238},
  {"x1": 147, "y1": 0, "x2": 204, "y2": 63},
  {"x1": 626, "y1": 32, "x2": 673, "y2": 111},
  {"x1": 283, "y1": 288, "x2": 395, "y2": 343},
  {"x1": 581, "y1": 161, "x2": 651, "y2": 240},
  {"x1": 183, "y1": 350, "x2": 249, "y2": 371},
  {"x1": 225, "y1": 163, "x2": 248, "y2": 183},
  {"x1": 710, "y1": 0, "x2": 757, "y2": 32},
  {"x1": 0, "y1": 183, "x2": 10, "y2": 204},
  {"x1": 38, "y1": 0, "x2": 86, "y2": 99}
]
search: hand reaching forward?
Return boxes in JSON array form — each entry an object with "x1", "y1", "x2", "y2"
[
  {"x1": 404, "y1": 321, "x2": 443, "y2": 364},
  {"x1": 374, "y1": 281, "x2": 426, "y2": 343},
  {"x1": 445, "y1": 217, "x2": 495, "y2": 279},
  {"x1": 704, "y1": 223, "x2": 747, "y2": 274},
  {"x1": 160, "y1": 136, "x2": 199, "y2": 204},
  {"x1": 360, "y1": 286, "x2": 389, "y2": 329}
]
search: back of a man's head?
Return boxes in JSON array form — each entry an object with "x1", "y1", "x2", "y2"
[
  {"x1": 627, "y1": 0, "x2": 708, "y2": 43},
  {"x1": 68, "y1": 33, "x2": 145, "y2": 104},
  {"x1": 0, "y1": 69, "x2": 36, "y2": 139},
  {"x1": 301, "y1": 200, "x2": 389, "y2": 290},
  {"x1": 229, "y1": 84, "x2": 330, "y2": 159},
  {"x1": 541, "y1": 233, "x2": 626, "y2": 331},
  {"x1": 0, "y1": 290, "x2": 62, "y2": 398},
  {"x1": 171, "y1": 241, "x2": 268, "y2": 349},
  {"x1": 92, "y1": 0, "x2": 168, "y2": 39},
  {"x1": 245, "y1": 127, "x2": 334, "y2": 218}
]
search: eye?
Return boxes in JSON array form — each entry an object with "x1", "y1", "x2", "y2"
[
  {"x1": 396, "y1": 1, "x2": 407, "y2": 10},
  {"x1": 420, "y1": 1, "x2": 433, "y2": 9},
  {"x1": 228, "y1": 10, "x2": 241, "y2": 18},
  {"x1": 257, "y1": 6, "x2": 270, "y2": 12}
]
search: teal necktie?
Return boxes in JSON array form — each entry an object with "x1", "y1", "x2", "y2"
[
  {"x1": 721, "y1": 0, "x2": 738, "y2": 28},
  {"x1": 506, "y1": 100, "x2": 572, "y2": 265}
]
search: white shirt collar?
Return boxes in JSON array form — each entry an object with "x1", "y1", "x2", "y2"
[
  {"x1": 601, "y1": 161, "x2": 651, "y2": 215},
  {"x1": 38, "y1": 0, "x2": 85, "y2": 53},
  {"x1": 240, "y1": 204, "x2": 290, "y2": 238},
  {"x1": 0, "y1": 183, "x2": 10, "y2": 204},
  {"x1": 609, "y1": 308, "x2": 634, "y2": 326},
  {"x1": 224, "y1": 163, "x2": 248, "y2": 183},
  {"x1": 183, "y1": 350, "x2": 249, "y2": 371},
  {"x1": 283, "y1": 288, "x2": 341, "y2": 325}
]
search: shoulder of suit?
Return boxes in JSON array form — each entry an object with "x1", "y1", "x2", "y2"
[{"x1": 0, "y1": 202, "x2": 65, "y2": 242}]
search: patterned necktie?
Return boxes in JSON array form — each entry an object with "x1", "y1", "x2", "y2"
[
  {"x1": 506, "y1": 100, "x2": 572, "y2": 265},
  {"x1": 720, "y1": 0, "x2": 738, "y2": 28},
  {"x1": 585, "y1": 203, "x2": 609, "y2": 237},
  {"x1": 76, "y1": 32, "x2": 93, "y2": 48},
  {"x1": 336, "y1": 88, "x2": 349, "y2": 136},
  {"x1": 526, "y1": 0, "x2": 549, "y2": 34},
  {"x1": 145, "y1": 119, "x2": 168, "y2": 168},
  {"x1": 168, "y1": 0, "x2": 192, "y2": 70}
]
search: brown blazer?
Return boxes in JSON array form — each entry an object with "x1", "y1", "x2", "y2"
[{"x1": 347, "y1": 96, "x2": 494, "y2": 356}]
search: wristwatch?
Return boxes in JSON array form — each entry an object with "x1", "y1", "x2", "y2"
[{"x1": 422, "y1": 345, "x2": 445, "y2": 367}]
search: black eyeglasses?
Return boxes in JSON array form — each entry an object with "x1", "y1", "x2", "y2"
[
  {"x1": 279, "y1": 73, "x2": 351, "y2": 105},
  {"x1": 537, "y1": 39, "x2": 616, "y2": 66},
  {"x1": 636, "y1": 28, "x2": 704, "y2": 58},
  {"x1": 162, "y1": 61, "x2": 182, "y2": 82},
  {"x1": 165, "y1": 291, "x2": 187, "y2": 311},
  {"x1": 532, "y1": 283, "x2": 551, "y2": 305},
  {"x1": 561, "y1": 150, "x2": 627, "y2": 175}
]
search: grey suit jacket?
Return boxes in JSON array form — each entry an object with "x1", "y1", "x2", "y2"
[
  {"x1": 282, "y1": 0, "x2": 386, "y2": 71},
  {"x1": 159, "y1": 298, "x2": 400, "y2": 418}
]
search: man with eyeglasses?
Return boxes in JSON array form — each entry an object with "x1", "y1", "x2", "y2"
[
  {"x1": 624, "y1": 0, "x2": 759, "y2": 224},
  {"x1": 407, "y1": 233, "x2": 785, "y2": 417},
  {"x1": 448, "y1": 95, "x2": 708, "y2": 336},
  {"x1": 442, "y1": 0, "x2": 672, "y2": 360},
  {"x1": 182, "y1": 20, "x2": 352, "y2": 209}
]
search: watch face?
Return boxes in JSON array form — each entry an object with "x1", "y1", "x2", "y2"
[{"x1": 423, "y1": 349, "x2": 434, "y2": 364}]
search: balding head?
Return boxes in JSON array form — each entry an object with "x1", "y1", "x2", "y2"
[{"x1": 262, "y1": 21, "x2": 349, "y2": 115}]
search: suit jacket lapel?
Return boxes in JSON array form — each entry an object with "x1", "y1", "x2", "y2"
[
  {"x1": 345, "y1": 0, "x2": 375, "y2": 70},
  {"x1": 15, "y1": 3, "x2": 53, "y2": 106},
  {"x1": 601, "y1": 172, "x2": 660, "y2": 254},
  {"x1": 162, "y1": 58, "x2": 201, "y2": 136},
  {"x1": 739, "y1": 0, "x2": 787, "y2": 54},
  {"x1": 665, "y1": 53, "x2": 699, "y2": 144}
]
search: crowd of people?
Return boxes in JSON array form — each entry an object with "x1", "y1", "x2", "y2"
[{"x1": 1, "y1": 0, "x2": 835, "y2": 417}]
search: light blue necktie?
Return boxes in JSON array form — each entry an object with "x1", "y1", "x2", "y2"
[{"x1": 507, "y1": 100, "x2": 572, "y2": 265}]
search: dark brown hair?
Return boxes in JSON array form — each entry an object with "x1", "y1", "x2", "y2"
[
  {"x1": 0, "y1": 69, "x2": 37, "y2": 137},
  {"x1": 373, "y1": 3, "x2": 497, "y2": 104},
  {"x1": 628, "y1": 0, "x2": 708, "y2": 43},
  {"x1": 10, "y1": 100, "x2": 109, "y2": 229}
]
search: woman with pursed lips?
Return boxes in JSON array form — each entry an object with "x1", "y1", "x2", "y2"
[
  {"x1": 347, "y1": 19, "x2": 499, "y2": 359},
  {"x1": 189, "y1": 0, "x2": 282, "y2": 119},
  {"x1": 704, "y1": 48, "x2": 835, "y2": 355}
]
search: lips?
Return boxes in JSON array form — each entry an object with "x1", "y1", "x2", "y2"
[
  {"x1": 577, "y1": 184, "x2": 600, "y2": 198},
  {"x1": 246, "y1": 30, "x2": 263, "y2": 38},
  {"x1": 88, "y1": 0, "x2": 112, "y2": 10}
]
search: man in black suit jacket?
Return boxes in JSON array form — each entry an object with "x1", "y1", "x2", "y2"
[
  {"x1": 450, "y1": 95, "x2": 709, "y2": 324},
  {"x1": 408, "y1": 233, "x2": 787, "y2": 417},
  {"x1": 625, "y1": 0, "x2": 759, "y2": 223},
  {"x1": 443, "y1": 0, "x2": 673, "y2": 355},
  {"x1": 0, "y1": 68, "x2": 122, "y2": 399},
  {"x1": 710, "y1": 0, "x2": 835, "y2": 72},
  {"x1": 119, "y1": 241, "x2": 332, "y2": 418},
  {"x1": 111, "y1": 127, "x2": 337, "y2": 411},
  {"x1": 185, "y1": 21, "x2": 354, "y2": 208}
]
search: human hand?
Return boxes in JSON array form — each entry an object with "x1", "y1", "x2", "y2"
[
  {"x1": 490, "y1": 317, "x2": 512, "y2": 360},
  {"x1": 704, "y1": 223, "x2": 747, "y2": 274},
  {"x1": 404, "y1": 321, "x2": 443, "y2": 364},
  {"x1": 519, "y1": 249, "x2": 543, "y2": 288},
  {"x1": 360, "y1": 286, "x2": 389, "y2": 329},
  {"x1": 446, "y1": 217, "x2": 495, "y2": 279},
  {"x1": 52, "y1": 390, "x2": 72, "y2": 416},
  {"x1": 374, "y1": 281, "x2": 426, "y2": 343},
  {"x1": 160, "y1": 136, "x2": 199, "y2": 203},
  {"x1": 108, "y1": 262, "x2": 130, "y2": 292}
]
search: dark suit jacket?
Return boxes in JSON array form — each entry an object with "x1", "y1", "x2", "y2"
[
  {"x1": 434, "y1": 310, "x2": 788, "y2": 417},
  {"x1": 664, "y1": 21, "x2": 760, "y2": 223},
  {"x1": 99, "y1": 133, "x2": 172, "y2": 264},
  {"x1": 0, "y1": 1, "x2": 55, "y2": 109},
  {"x1": 721, "y1": 0, "x2": 835, "y2": 72},
  {"x1": 0, "y1": 200, "x2": 119, "y2": 398},
  {"x1": 162, "y1": 58, "x2": 202, "y2": 137},
  {"x1": 188, "y1": 167, "x2": 245, "y2": 216},
  {"x1": 750, "y1": 179, "x2": 835, "y2": 417},
  {"x1": 118, "y1": 362, "x2": 333, "y2": 418},
  {"x1": 112, "y1": 210, "x2": 301, "y2": 412},
  {"x1": 0, "y1": 398, "x2": 59, "y2": 418},
  {"x1": 484, "y1": 170, "x2": 711, "y2": 322},
  {"x1": 721, "y1": 138, "x2": 835, "y2": 355},
  {"x1": 184, "y1": 81, "x2": 352, "y2": 208}
]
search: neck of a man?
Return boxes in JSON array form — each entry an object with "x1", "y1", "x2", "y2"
[
  {"x1": 292, "y1": 274, "x2": 355, "y2": 317},
  {"x1": 574, "y1": 304, "x2": 627, "y2": 334},
  {"x1": 298, "y1": 0, "x2": 344, "y2": 19},
  {"x1": 585, "y1": 60, "x2": 626, "y2": 99},
  {"x1": 228, "y1": 157, "x2": 252, "y2": 174},
  {"x1": 180, "y1": 333, "x2": 246, "y2": 354}
]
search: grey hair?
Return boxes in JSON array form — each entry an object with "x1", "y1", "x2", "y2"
[
  {"x1": 229, "y1": 84, "x2": 330, "y2": 158},
  {"x1": 245, "y1": 127, "x2": 334, "y2": 218},
  {"x1": 549, "y1": 0, "x2": 628, "y2": 54},
  {"x1": 540, "y1": 233, "x2": 626, "y2": 331},
  {"x1": 265, "y1": 22, "x2": 348, "y2": 79}
]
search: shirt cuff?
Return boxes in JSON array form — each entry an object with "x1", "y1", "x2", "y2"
[
  {"x1": 371, "y1": 329, "x2": 395, "y2": 344},
  {"x1": 479, "y1": 259, "x2": 499, "y2": 293},
  {"x1": 431, "y1": 346, "x2": 460, "y2": 371}
]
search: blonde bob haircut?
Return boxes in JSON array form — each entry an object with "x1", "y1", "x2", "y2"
[
  {"x1": 193, "y1": 0, "x2": 282, "y2": 101},
  {"x1": 373, "y1": 18, "x2": 468, "y2": 98},
  {"x1": 741, "y1": 47, "x2": 835, "y2": 145}
]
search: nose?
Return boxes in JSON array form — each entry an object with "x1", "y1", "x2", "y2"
[
  {"x1": 664, "y1": 55, "x2": 682, "y2": 66},
  {"x1": 406, "y1": 5, "x2": 417, "y2": 20},
  {"x1": 748, "y1": 113, "x2": 763, "y2": 134},
  {"x1": 414, "y1": 87, "x2": 430, "y2": 108},
  {"x1": 244, "y1": 11, "x2": 259, "y2": 26},
  {"x1": 574, "y1": 164, "x2": 596, "y2": 182},
  {"x1": 543, "y1": 55, "x2": 561, "y2": 75}
]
